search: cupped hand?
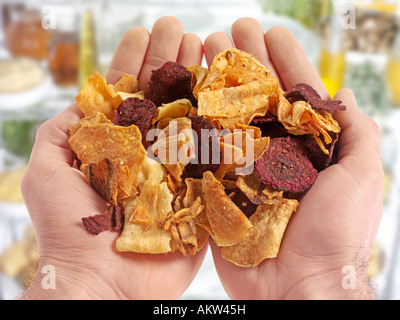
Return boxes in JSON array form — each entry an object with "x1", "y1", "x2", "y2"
[
  {"x1": 205, "y1": 18, "x2": 383, "y2": 300},
  {"x1": 20, "y1": 17, "x2": 207, "y2": 300}
]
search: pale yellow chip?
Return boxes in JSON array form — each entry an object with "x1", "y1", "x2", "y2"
[
  {"x1": 75, "y1": 71, "x2": 123, "y2": 120},
  {"x1": 117, "y1": 90, "x2": 144, "y2": 101},
  {"x1": 68, "y1": 122, "x2": 147, "y2": 191},
  {"x1": 202, "y1": 171, "x2": 252, "y2": 247},
  {"x1": 187, "y1": 65, "x2": 209, "y2": 100},
  {"x1": 116, "y1": 180, "x2": 174, "y2": 254},
  {"x1": 152, "y1": 99, "x2": 192, "y2": 125},
  {"x1": 151, "y1": 117, "x2": 195, "y2": 181},
  {"x1": 215, "y1": 131, "x2": 270, "y2": 179},
  {"x1": 221, "y1": 198, "x2": 298, "y2": 267}
]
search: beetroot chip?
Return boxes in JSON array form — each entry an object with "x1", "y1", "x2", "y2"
[
  {"x1": 285, "y1": 83, "x2": 346, "y2": 112},
  {"x1": 255, "y1": 136, "x2": 318, "y2": 193},
  {"x1": 112, "y1": 97, "x2": 157, "y2": 140},
  {"x1": 145, "y1": 61, "x2": 197, "y2": 107},
  {"x1": 303, "y1": 132, "x2": 340, "y2": 172},
  {"x1": 251, "y1": 115, "x2": 289, "y2": 139},
  {"x1": 183, "y1": 116, "x2": 221, "y2": 178},
  {"x1": 82, "y1": 205, "x2": 124, "y2": 235},
  {"x1": 226, "y1": 187, "x2": 258, "y2": 218}
]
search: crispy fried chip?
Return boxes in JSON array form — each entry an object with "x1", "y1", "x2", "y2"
[
  {"x1": 151, "y1": 117, "x2": 196, "y2": 181},
  {"x1": 202, "y1": 171, "x2": 252, "y2": 247},
  {"x1": 75, "y1": 71, "x2": 123, "y2": 120},
  {"x1": 215, "y1": 131, "x2": 270, "y2": 179},
  {"x1": 69, "y1": 122, "x2": 147, "y2": 192},
  {"x1": 221, "y1": 198, "x2": 298, "y2": 267},
  {"x1": 255, "y1": 136, "x2": 318, "y2": 193},
  {"x1": 285, "y1": 83, "x2": 346, "y2": 112},
  {"x1": 198, "y1": 78, "x2": 277, "y2": 118},
  {"x1": 152, "y1": 99, "x2": 192, "y2": 125},
  {"x1": 116, "y1": 181, "x2": 174, "y2": 254},
  {"x1": 113, "y1": 74, "x2": 139, "y2": 94}
]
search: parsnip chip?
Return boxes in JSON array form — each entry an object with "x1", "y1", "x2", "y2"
[
  {"x1": 151, "y1": 117, "x2": 196, "y2": 181},
  {"x1": 75, "y1": 71, "x2": 123, "y2": 120},
  {"x1": 221, "y1": 198, "x2": 298, "y2": 267},
  {"x1": 215, "y1": 131, "x2": 270, "y2": 179},
  {"x1": 152, "y1": 99, "x2": 192, "y2": 125},
  {"x1": 116, "y1": 181, "x2": 174, "y2": 254},
  {"x1": 117, "y1": 91, "x2": 144, "y2": 101},
  {"x1": 202, "y1": 171, "x2": 252, "y2": 247},
  {"x1": 188, "y1": 65, "x2": 209, "y2": 100},
  {"x1": 68, "y1": 122, "x2": 146, "y2": 192}
]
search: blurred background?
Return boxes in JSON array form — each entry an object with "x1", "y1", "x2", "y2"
[{"x1": 0, "y1": 0, "x2": 399, "y2": 300}]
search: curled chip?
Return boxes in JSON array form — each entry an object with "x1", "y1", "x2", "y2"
[
  {"x1": 202, "y1": 171, "x2": 253, "y2": 247},
  {"x1": 221, "y1": 199, "x2": 298, "y2": 267},
  {"x1": 255, "y1": 136, "x2": 318, "y2": 193},
  {"x1": 145, "y1": 61, "x2": 197, "y2": 107},
  {"x1": 285, "y1": 83, "x2": 346, "y2": 113},
  {"x1": 183, "y1": 116, "x2": 221, "y2": 179},
  {"x1": 112, "y1": 97, "x2": 157, "y2": 140},
  {"x1": 75, "y1": 71, "x2": 123, "y2": 120}
]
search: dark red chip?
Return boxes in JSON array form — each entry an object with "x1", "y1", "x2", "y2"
[
  {"x1": 183, "y1": 116, "x2": 221, "y2": 179},
  {"x1": 112, "y1": 97, "x2": 157, "y2": 141},
  {"x1": 145, "y1": 61, "x2": 197, "y2": 107},
  {"x1": 302, "y1": 132, "x2": 340, "y2": 172},
  {"x1": 251, "y1": 115, "x2": 289, "y2": 139},
  {"x1": 285, "y1": 83, "x2": 346, "y2": 113},
  {"x1": 82, "y1": 205, "x2": 124, "y2": 235},
  {"x1": 255, "y1": 136, "x2": 318, "y2": 193},
  {"x1": 226, "y1": 188, "x2": 258, "y2": 218}
]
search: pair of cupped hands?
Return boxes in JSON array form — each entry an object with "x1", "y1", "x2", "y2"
[{"x1": 20, "y1": 17, "x2": 383, "y2": 300}]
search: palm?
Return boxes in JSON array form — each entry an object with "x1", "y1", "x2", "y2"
[
  {"x1": 22, "y1": 17, "x2": 207, "y2": 299},
  {"x1": 205, "y1": 18, "x2": 383, "y2": 299}
]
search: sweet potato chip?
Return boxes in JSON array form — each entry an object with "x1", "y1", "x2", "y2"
[
  {"x1": 221, "y1": 198, "x2": 298, "y2": 267},
  {"x1": 198, "y1": 78, "x2": 278, "y2": 118},
  {"x1": 75, "y1": 71, "x2": 123, "y2": 120},
  {"x1": 68, "y1": 122, "x2": 146, "y2": 192},
  {"x1": 202, "y1": 171, "x2": 252, "y2": 247},
  {"x1": 113, "y1": 74, "x2": 139, "y2": 94},
  {"x1": 116, "y1": 180, "x2": 174, "y2": 254}
]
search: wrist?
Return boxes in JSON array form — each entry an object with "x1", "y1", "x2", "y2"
[
  {"x1": 19, "y1": 256, "x2": 124, "y2": 300},
  {"x1": 284, "y1": 265, "x2": 376, "y2": 300}
]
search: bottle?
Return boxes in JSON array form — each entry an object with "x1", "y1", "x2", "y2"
[
  {"x1": 78, "y1": 0, "x2": 97, "y2": 89},
  {"x1": 319, "y1": 12, "x2": 346, "y2": 98},
  {"x1": 386, "y1": 32, "x2": 400, "y2": 107}
]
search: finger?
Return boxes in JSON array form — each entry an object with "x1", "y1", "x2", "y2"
[
  {"x1": 265, "y1": 27, "x2": 329, "y2": 99},
  {"x1": 138, "y1": 16, "x2": 184, "y2": 89},
  {"x1": 30, "y1": 103, "x2": 82, "y2": 168},
  {"x1": 203, "y1": 32, "x2": 234, "y2": 68},
  {"x1": 231, "y1": 17, "x2": 278, "y2": 77},
  {"x1": 105, "y1": 26, "x2": 150, "y2": 85},
  {"x1": 176, "y1": 33, "x2": 203, "y2": 67}
]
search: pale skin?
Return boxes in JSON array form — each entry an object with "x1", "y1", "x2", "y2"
[{"x1": 20, "y1": 17, "x2": 383, "y2": 300}]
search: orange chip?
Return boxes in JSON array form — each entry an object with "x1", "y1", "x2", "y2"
[
  {"x1": 69, "y1": 122, "x2": 146, "y2": 192},
  {"x1": 75, "y1": 71, "x2": 123, "y2": 120},
  {"x1": 202, "y1": 171, "x2": 252, "y2": 247},
  {"x1": 113, "y1": 74, "x2": 139, "y2": 94}
]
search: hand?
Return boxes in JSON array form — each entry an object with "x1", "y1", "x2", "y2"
[
  {"x1": 20, "y1": 17, "x2": 207, "y2": 300},
  {"x1": 205, "y1": 18, "x2": 383, "y2": 300}
]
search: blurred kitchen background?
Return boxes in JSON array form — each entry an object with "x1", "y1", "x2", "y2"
[{"x1": 0, "y1": 0, "x2": 399, "y2": 300}]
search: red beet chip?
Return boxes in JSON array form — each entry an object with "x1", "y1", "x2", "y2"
[
  {"x1": 255, "y1": 136, "x2": 318, "y2": 193},
  {"x1": 145, "y1": 61, "x2": 197, "y2": 107},
  {"x1": 303, "y1": 132, "x2": 340, "y2": 172},
  {"x1": 82, "y1": 205, "x2": 124, "y2": 235},
  {"x1": 112, "y1": 97, "x2": 157, "y2": 140},
  {"x1": 183, "y1": 116, "x2": 221, "y2": 179},
  {"x1": 285, "y1": 83, "x2": 346, "y2": 112},
  {"x1": 251, "y1": 115, "x2": 289, "y2": 139}
]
